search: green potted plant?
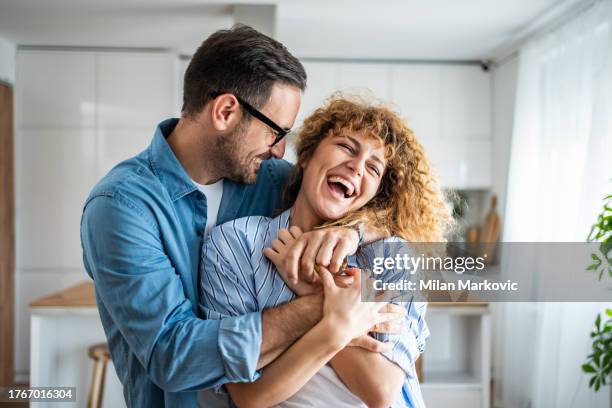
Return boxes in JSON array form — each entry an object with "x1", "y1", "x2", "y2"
[
  {"x1": 583, "y1": 193, "x2": 612, "y2": 404},
  {"x1": 586, "y1": 194, "x2": 611, "y2": 280},
  {"x1": 582, "y1": 309, "x2": 611, "y2": 393}
]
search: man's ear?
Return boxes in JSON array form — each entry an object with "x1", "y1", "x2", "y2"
[{"x1": 210, "y1": 94, "x2": 241, "y2": 131}]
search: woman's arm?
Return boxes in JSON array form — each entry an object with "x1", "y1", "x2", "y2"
[
  {"x1": 226, "y1": 318, "x2": 343, "y2": 408},
  {"x1": 225, "y1": 268, "x2": 404, "y2": 408},
  {"x1": 330, "y1": 347, "x2": 405, "y2": 408}
]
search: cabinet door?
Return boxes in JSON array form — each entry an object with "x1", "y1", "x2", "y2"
[
  {"x1": 286, "y1": 62, "x2": 339, "y2": 163},
  {"x1": 15, "y1": 129, "x2": 96, "y2": 269},
  {"x1": 97, "y1": 53, "x2": 177, "y2": 129},
  {"x1": 421, "y1": 139, "x2": 492, "y2": 189},
  {"x1": 16, "y1": 51, "x2": 95, "y2": 128},
  {"x1": 390, "y1": 64, "x2": 441, "y2": 141},
  {"x1": 337, "y1": 63, "x2": 390, "y2": 101},
  {"x1": 299, "y1": 61, "x2": 339, "y2": 122},
  {"x1": 440, "y1": 65, "x2": 491, "y2": 140}
]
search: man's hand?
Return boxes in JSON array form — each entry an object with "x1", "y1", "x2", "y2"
[{"x1": 264, "y1": 225, "x2": 359, "y2": 286}]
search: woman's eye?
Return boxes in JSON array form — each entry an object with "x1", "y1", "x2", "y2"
[
  {"x1": 339, "y1": 143, "x2": 355, "y2": 153},
  {"x1": 369, "y1": 166, "x2": 381, "y2": 176}
]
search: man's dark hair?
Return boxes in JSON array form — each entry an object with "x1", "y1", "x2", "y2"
[{"x1": 182, "y1": 24, "x2": 307, "y2": 118}]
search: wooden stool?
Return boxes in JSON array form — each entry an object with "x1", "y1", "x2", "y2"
[{"x1": 87, "y1": 343, "x2": 111, "y2": 408}]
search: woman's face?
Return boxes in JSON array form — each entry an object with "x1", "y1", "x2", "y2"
[{"x1": 299, "y1": 131, "x2": 386, "y2": 221}]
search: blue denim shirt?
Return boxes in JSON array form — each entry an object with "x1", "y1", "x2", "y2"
[{"x1": 80, "y1": 118, "x2": 292, "y2": 407}]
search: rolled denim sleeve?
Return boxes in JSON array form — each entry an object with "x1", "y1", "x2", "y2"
[
  {"x1": 198, "y1": 224, "x2": 263, "y2": 392},
  {"x1": 81, "y1": 193, "x2": 262, "y2": 391}
]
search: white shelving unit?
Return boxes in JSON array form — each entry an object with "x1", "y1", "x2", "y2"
[{"x1": 421, "y1": 304, "x2": 491, "y2": 408}]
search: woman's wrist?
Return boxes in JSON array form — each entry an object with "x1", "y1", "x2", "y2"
[{"x1": 318, "y1": 315, "x2": 351, "y2": 351}]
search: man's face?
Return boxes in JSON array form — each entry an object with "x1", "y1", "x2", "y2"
[{"x1": 219, "y1": 83, "x2": 301, "y2": 184}]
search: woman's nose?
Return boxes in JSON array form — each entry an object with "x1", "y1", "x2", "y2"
[{"x1": 346, "y1": 158, "x2": 364, "y2": 176}]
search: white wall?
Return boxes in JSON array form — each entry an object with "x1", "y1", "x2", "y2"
[
  {"x1": 14, "y1": 49, "x2": 179, "y2": 382},
  {"x1": 489, "y1": 55, "x2": 518, "y2": 408},
  {"x1": 0, "y1": 36, "x2": 16, "y2": 84},
  {"x1": 490, "y1": 56, "x2": 518, "y2": 222}
]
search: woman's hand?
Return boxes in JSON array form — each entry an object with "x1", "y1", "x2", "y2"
[
  {"x1": 318, "y1": 266, "x2": 406, "y2": 349},
  {"x1": 264, "y1": 225, "x2": 359, "y2": 286},
  {"x1": 265, "y1": 226, "x2": 321, "y2": 296}
]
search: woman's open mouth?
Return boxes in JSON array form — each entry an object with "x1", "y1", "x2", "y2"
[{"x1": 327, "y1": 175, "x2": 356, "y2": 199}]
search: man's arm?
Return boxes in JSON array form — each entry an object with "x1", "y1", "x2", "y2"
[
  {"x1": 82, "y1": 195, "x2": 264, "y2": 391},
  {"x1": 258, "y1": 293, "x2": 322, "y2": 368},
  {"x1": 199, "y1": 224, "x2": 324, "y2": 370}
]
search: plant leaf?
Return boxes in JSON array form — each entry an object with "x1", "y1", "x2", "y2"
[
  {"x1": 582, "y1": 363, "x2": 597, "y2": 373},
  {"x1": 596, "y1": 314, "x2": 602, "y2": 332}
]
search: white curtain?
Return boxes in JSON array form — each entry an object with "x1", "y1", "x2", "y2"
[{"x1": 500, "y1": 1, "x2": 612, "y2": 407}]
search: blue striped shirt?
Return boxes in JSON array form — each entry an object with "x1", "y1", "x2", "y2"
[{"x1": 198, "y1": 209, "x2": 429, "y2": 407}]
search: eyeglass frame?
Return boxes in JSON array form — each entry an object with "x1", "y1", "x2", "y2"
[{"x1": 210, "y1": 91, "x2": 290, "y2": 147}]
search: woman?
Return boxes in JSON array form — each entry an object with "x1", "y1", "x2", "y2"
[{"x1": 198, "y1": 96, "x2": 452, "y2": 407}]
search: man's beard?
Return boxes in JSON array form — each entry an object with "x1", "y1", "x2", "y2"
[{"x1": 216, "y1": 123, "x2": 271, "y2": 184}]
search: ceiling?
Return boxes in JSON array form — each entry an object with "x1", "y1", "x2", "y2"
[{"x1": 0, "y1": 0, "x2": 565, "y2": 60}]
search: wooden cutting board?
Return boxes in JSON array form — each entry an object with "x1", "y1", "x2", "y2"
[{"x1": 480, "y1": 195, "x2": 501, "y2": 244}]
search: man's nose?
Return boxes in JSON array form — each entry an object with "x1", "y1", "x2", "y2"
[{"x1": 270, "y1": 139, "x2": 286, "y2": 159}]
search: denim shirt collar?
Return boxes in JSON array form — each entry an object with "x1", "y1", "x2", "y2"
[{"x1": 148, "y1": 118, "x2": 198, "y2": 201}]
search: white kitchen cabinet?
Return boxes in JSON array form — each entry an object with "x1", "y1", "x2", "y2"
[
  {"x1": 389, "y1": 64, "x2": 442, "y2": 141},
  {"x1": 421, "y1": 305, "x2": 491, "y2": 408},
  {"x1": 422, "y1": 139, "x2": 492, "y2": 189},
  {"x1": 439, "y1": 65, "x2": 491, "y2": 140},
  {"x1": 15, "y1": 50, "x2": 181, "y2": 381},
  {"x1": 16, "y1": 52, "x2": 96, "y2": 128},
  {"x1": 287, "y1": 61, "x2": 339, "y2": 163},
  {"x1": 15, "y1": 128, "x2": 96, "y2": 270},
  {"x1": 97, "y1": 52, "x2": 177, "y2": 129},
  {"x1": 295, "y1": 60, "x2": 492, "y2": 189},
  {"x1": 337, "y1": 62, "x2": 390, "y2": 101},
  {"x1": 299, "y1": 61, "x2": 339, "y2": 122}
]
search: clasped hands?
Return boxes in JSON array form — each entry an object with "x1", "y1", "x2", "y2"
[{"x1": 263, "y1": 225, "x2": 406, "y2": 352}]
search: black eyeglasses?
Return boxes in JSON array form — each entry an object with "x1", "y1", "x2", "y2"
[{"x1": 211, "y1": 91, "x2": 290, "y2": 146}]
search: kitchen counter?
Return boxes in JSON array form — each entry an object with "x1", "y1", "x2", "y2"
[{"x1": 29, "y1": 281, "x2": 125, "y2": 408}]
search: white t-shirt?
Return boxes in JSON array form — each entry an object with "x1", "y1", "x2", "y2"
[
  {"x1": 198, "y1": 365, "x2": 366, "y2": 408},
  {"x1": 192, "y1": 179, "x2": 224, "y2": 236}
]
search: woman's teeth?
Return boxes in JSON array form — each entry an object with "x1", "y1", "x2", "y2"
[{"x1": 327, "y1": 175, "x2": 355, "y2": 198}]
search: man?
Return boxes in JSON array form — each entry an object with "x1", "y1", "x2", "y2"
[{"x1": 81, "y1": 25, "x2": 391, "y2": 407}]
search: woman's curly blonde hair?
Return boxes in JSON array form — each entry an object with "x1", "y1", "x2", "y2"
[{"x1": 283, "y1": 95, "x2": 453, "y2": 243}]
